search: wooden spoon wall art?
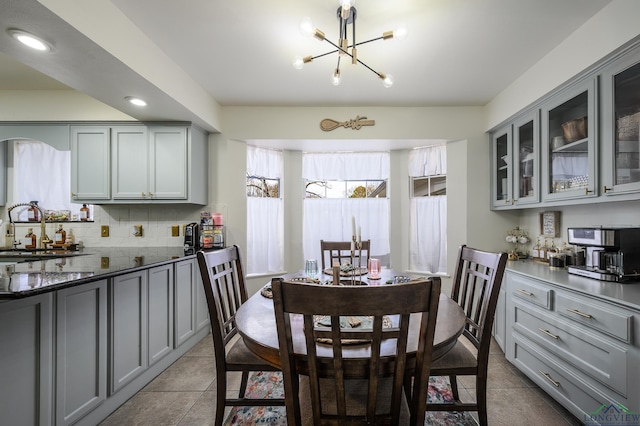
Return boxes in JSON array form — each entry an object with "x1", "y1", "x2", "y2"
[{"x1": 320, "y1": 115, "x2": 375, "y2": 131}]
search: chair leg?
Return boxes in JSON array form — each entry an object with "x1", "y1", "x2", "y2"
[
  {"x1": 238, "y1": 370, "x2": 250, "y2": 399},
  {"x1": 476, "y1": 377, "x2": 488, "y2": 426},
  {"x1": 449, "y1": 375, "x2": 460, "y2": 401},
  {"x1": 215, "y1": 372, "x2": 228, "y2": 426}
]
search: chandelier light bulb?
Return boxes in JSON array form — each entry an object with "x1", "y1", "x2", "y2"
[
  {"x1": 299, "y1": 17, "x2": 315, "y2": 37},
  {"x1": 331, "y1": 69, "x2": 342, "y2": 86},
  {"x1": 292, "y1": 56, "x2": 305, "y2": 69},
  {"x1": 382, "y1": 74, "x2": 394, "y2": 88},
  {"x1": 393, "y1": 26, "x2": 408, "y2": 41}
]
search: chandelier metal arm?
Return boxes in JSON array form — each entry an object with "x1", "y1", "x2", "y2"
[{"x1": 313, "y1": 37, "x2": 382, "y2": 78}]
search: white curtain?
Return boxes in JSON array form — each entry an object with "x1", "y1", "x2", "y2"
[
  {"x1": 409, "y1": 145, "x2": 447, "y2": 273},
  {"x1": 13, "y1": 141, "x2": 75, "y2": 221},
  {"x1": 246, "y1": 146, "x2": 284, "y2": 274},
  {"x1": 302, "y1": 152, "x2": 390, "y2": 267}
]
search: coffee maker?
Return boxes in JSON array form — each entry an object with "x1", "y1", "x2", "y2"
[
  {"x1": 184, "y1": 222, "x2": 200, "y2": 255},
  {"x1": 567, "y1": 227, "x2": 640, "y2": 282}
]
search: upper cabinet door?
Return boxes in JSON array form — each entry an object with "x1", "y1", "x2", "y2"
[
  {"x1": 541, "y1": 77, "x2": 598, "y2": 202},
  {"x1": 148, "y1": 126, "x2": 187, "y2": 200},
  {"x1": 71, "y1": 126, "x2": 111, "y2": 200},
  {"x1": 601, "y1": 45, "x2": 640, "y2": 196},
  {"x1": 512, "y1": 110, "x2": 540, "y2": 206},
  {"x1": 112, "y1": 126, "x2": 149, "y2": 200},
  {"x1": 491, "y1": 125, "x2": 513, "y2": 209}
]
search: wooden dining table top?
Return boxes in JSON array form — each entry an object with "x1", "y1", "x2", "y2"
[{"x1": 235, "y1": 270, "x2": 467, "y2": 377}]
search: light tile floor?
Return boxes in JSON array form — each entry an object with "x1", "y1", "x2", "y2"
[{"x1": 100, "y1": 335, "x2": 582, "y2": 425}]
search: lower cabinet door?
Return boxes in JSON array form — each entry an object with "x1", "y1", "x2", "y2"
[
  {"x1": 56, "y1": 280, "x2": 107, "y2": 426},
  {"x1": 148, "y1": 264, "x2": 174, "y2": 366},
  {"x1": 110, "y1": 271, "x2": 148, "y2": 394},
  {"x1": 0, "y1": 293, "x2": 53, "y2": 426},
  {"x1": 175, "y1": 259, "x2": 196, "y2": 347}
]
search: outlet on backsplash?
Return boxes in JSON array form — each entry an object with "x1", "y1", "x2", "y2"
[
  {"x1": 101, "y1": 225, "x2": 109, "y2": 237},
  {"x1": 171, "y1": 225, "x2": 180, "y2": 237}
]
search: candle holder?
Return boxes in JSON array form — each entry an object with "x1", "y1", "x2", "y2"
[{"x1": 350, "y1": 235, "x2": 363, "y2": 285}]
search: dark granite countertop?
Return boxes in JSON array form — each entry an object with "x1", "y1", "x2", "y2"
[{"x1": 0, "y1": 247, "x2": 199, "y2": 300}]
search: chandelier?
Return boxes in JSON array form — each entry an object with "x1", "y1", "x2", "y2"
[{"x1": 292, "y1": 0, "x2": 407, "y2": 88}]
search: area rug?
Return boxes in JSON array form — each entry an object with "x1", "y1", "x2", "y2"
[{"x1": 224, "y1": 372, "x2": 477, "y2": 425}]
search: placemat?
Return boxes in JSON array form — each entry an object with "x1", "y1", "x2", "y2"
[{"x1": 313, "y1": 315, "x2": 392, "y2": 345}]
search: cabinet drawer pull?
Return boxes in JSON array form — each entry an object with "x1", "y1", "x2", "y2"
[
  {"x1": 603, "y1": 186, "x2": 613, "y2": 193},
  {"x1": 539, "y1": 370, "x2": 560, "y2": 387},
  {"x1": 538, "y1": 328, "x2": 559, "y2": 339},
  {"x1": 566, "y1": 308, "x2": 592, "y2": 319},
  {"x1": 517, "y1": 289, "x2": 534, "y2": 296},
  {"x1": 585, "y1": 188, "x2": 594, "y2": 195}
]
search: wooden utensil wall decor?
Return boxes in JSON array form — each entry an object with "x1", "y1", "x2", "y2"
[{"x1": 320, "y1": 116, "x2": 375, "y2": 131}]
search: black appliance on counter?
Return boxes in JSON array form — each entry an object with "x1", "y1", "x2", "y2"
[
  {"x1": 567, "y1": 226, "x2": 640, "y2": 282},
  {"x1": 184, "y1": 222, "x2": 200, "y2": 255}
]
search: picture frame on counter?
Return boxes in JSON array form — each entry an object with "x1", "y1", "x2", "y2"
[{"x1": 540, "y1": 211, "x2": 561, "y2": 237}]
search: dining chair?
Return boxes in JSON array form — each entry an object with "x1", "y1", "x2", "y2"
[
  {"x1": 424, "y1": 244, "x2": 507, "y2": 426},
  {"x1": 196, "y1": 246, "x2": 285, "y2": 426},
  {"x1": 271, "y1": 276, "x2": 441, "y2": 425},
  {"x1": 320, "y1": 239, "x2": 371, "y2": 271}
]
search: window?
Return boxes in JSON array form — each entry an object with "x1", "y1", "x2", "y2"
[
  {"x1": 305, "y1": 180, "x2": 386, "y2": 198},
  {"x1": 13, "y1": 140, "x2": 93, "y2": 221},
  {"x1": 247, "y1": 176, "x2": 280, "y2": 198},
  {"x1": 411, "y1": 175, "x2": 446, "y2": 197},
  {"x1": 409, "y1": 145, "x2": 447, "y2": 274},
  {"x1": 246, "y1": 146, "x2": 284, "y2": 274},
  {"x1": 302, "y1": 152, "x2": 390, "y2": 265}
]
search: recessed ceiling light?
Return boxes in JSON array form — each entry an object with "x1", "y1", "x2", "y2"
[
  {"x1": 8, "y1": 29, "x2": 53, "y2": 52},
  {"x1": 125, "y1": 96, "x2": 147, "y2": 107}
]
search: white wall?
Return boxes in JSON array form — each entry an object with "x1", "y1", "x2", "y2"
[{"x1": 485, "y1": 0, "x2": 640, "y2": 131}]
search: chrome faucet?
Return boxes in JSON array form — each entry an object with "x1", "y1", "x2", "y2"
[{"x1": 7, "y1": 202, "x2": 49, "y2": 249}]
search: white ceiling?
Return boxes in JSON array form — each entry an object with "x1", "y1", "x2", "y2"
[{"x1": 0, "y1": 0, "x2": 612, "y2": 146}]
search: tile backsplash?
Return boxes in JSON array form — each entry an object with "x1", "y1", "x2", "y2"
[{"x1": 4, "y1": 204, "x2": 211, "y2": 249}]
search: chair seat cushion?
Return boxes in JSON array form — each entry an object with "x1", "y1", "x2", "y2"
[
  {"x1": 226, "y1": 336, "x2": 279, "y2": 369},
  {"x1": 429, "y1": 339, "x2": 478, "y2": 373},
  {"x1": 298, "y1": 376, "x2": 410, "y2": 425}
]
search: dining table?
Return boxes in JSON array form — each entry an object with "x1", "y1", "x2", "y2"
[{"x1": 236, "y1": 269, "x2": 467, "y2": 378}]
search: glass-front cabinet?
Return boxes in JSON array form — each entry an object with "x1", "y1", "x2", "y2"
[
  {"x1": 491, "y1": 125, "x2": 512, "y2": 208},
  {"x1": 541, "y1": 78, "x2": 598, "y2": 202},
  {"x1": 601, "y1": 45, "x2": 640, "y2": 196},
  {"x1": 512, "y1": 111, "x2": 539, "y2": 206}
]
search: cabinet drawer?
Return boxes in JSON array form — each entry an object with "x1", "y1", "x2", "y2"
[
  {"x1": 512, "y1": 334, "x2": 611, "y2": 423},
  {"x1": 510, "y1": 274, "x2": 552, "y2": 309},
  {"x1": 513, "y1": 301, "x2": 628, "y2": 397},
  {"x1": 555, "y1": 292, "x2": 633, "y2": 343}
]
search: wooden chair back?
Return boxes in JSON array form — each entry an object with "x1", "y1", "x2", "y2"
[
  {"x1": 272, "y1": 277, "x2": 441, "y2": 425},
  {"x1": 197, "y1": 246, "x2": 248, "y2": 364},
  {"x1": 450, "y1": 245, "x2": 508, "y2": 354},
  {"x1": 320, "y1": 240, "x2": 371, "y2": 270}
]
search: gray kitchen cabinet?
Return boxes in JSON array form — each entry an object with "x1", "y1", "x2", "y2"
[
  {"x1": 110, "y1": 270, "x2": 148, "y2": 395},
  {"x1": 194, "y1": 260, "x2": 210, "y2": 332},
  {"x1": 111, "y1": 126, "x2": 149, "y2": 200},
  {"x1": 493, "y1": 285, "x2": 506, "y2": 352},
  {"x1": 0, "y1": 293, "x2": 53, "y2": 426},
  {"x1": 504, "y1": 269, "x2": 639, "y2": 423},
  {"x1": 491, "y1": 110, "x2": 541, "y2": 210},
  {"x1": 70, "y1": 126, "x2": 111, "y2": 200},
  {"x1": 601, "y1": 42, "x2": 640, "y2": 198},
  {"x1": 491, "y1": 124, "x2": 513, "y2": 208},
  {"x1": 70, "y1": 123, "x2": 207, "y2": 205},
  {"x1": 540, "y1": 77, "x2": 598, "y2": 203},
  {"x1": 148, "y1": 263, "x2": 174, "y2": 366},
  {"x1": 174, "y1": 258, "x2": 197, "y2": 347},
  {"x1": 55, "y1": 280, "x2": 107, "y2": 426}
]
